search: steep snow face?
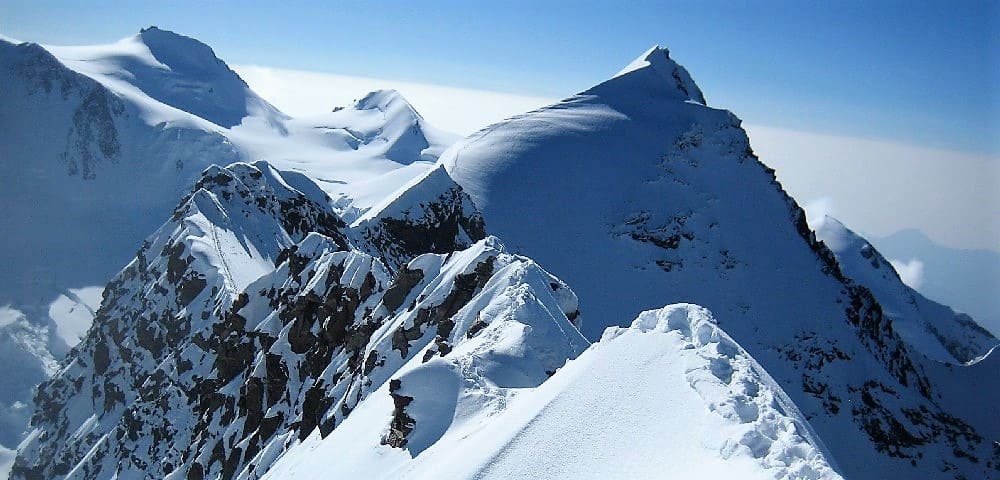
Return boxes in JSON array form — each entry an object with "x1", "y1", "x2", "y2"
[
  {"x1": 442, "y1": 46, "x2": 998, "y2": 479},
  {"x1": 607, "y1": 45, "x2": 706, "y2": 104},
  {"x1": 264, "y1": 304, "x2": 840, "y2": 480},
  {"x1": 814, "y1": 216, "x2": 998, "y2": 365},
  {"x1": 46, "y1": 27, "x2": 283, "y2": 128},
  {"x1": 0, "y1": 36, "x2": 240, "y2": 302}
]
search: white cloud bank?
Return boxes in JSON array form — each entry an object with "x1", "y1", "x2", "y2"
[
  {"x1": 233, "y1": 65, "x2": 557, "y2": 136},
  {"x1": 889, "y1": 258, "x2": 925, "y2": 290},
  {"x1": 234, "y1": 65, "x2": 999, "y2": 252},
  {"x1": 746, "y1": 125, "x2": 999, "y2": 252},
  {"x1": 802, "y1": 197, "x2": 836, "y2": 231}
]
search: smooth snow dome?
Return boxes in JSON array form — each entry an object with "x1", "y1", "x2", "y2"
[{"x1": 46, "y1": 27, "x2": 281, "y2": 128}]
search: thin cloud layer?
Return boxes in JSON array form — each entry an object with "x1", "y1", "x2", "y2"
[
  {"x1": 747, "y1": 125, "x2": 999, "y2": 252},
  {"x1": 233, "y1": 65, "x2": 557, "y2": 136},
  {"x1": 890, "y1": 258, "x2": 926, "y2": 290}
]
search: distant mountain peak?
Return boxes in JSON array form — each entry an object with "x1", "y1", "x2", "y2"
[
  {"x1": 135, "y1": 26, "x2": 237, "y2": 82},
  {"x1": 353, "y1": 89, "x2": 419, "y2": 116}
]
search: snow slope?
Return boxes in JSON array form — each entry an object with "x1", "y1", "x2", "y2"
[
  {"x1": 441, "y1": 45, "x2": 999, "y2": 479},
  {"x1": 15, "y1": 159, "x2": 838, "y2": 480},
  {"x1": 265, "y1": 304, "x2": 841, "y2": 480},
  {"x1": 46, "y1": 26, "x2": 285, "y2": 129},
  {"x1": 1, "y1": 27, "x2": 457, "y2": 312}
]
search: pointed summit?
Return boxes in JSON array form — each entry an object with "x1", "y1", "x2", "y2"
[
  {"x1": 136, "y1": 26, "x2": 238, "y2": 84},
  {"x1": 41, "y1": 26, "x2": 284, "y2": 128},
  {"x1": 353, "y1": 89, "x2": 421, "y2": 116},
  {"x1": 314, "y1": 89, "x2": 456, "y2": 164},
  {"x1": 589, "y1": 45, "x2": 706, "y2": 105}
]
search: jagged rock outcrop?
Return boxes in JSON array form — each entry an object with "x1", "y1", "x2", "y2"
[
  {"x1": 7, "y1": 36, "x2": 997, "y2": 480},
  {"x1": 11, "y1": 161, "x2": 346, "y2": 479},
  {"x1": 354, "y1": 166, "x2": 487, "y2": 272},
  {"x1": 0, "y1": 29, "x2": 459, "y2": 462},
  {"x1": 12, "y1": 159, "x2": 586, "y2": 480}
]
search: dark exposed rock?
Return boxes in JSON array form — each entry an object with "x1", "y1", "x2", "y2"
[
  {"x1": 391, "y1": 257, "x2": 494, "y2": 358},
  {"x1": 177, "y1": 276, "x2": 207, "y2": 307},
  {"x1": 357, "y1": 168, "x2": 487, "y2": 272},
  {"x1": 466, "y1": 317, "x2": 489, "y2": 338},
  {"x1": 62, "y1": 85, "x2": 125, "y2": 179},
  {"x1": 382, "y1": 266, "x2": 425, "y2": 312},
  {"x1": 381, "y1": 379, "x2": 415, "y2": 449}
]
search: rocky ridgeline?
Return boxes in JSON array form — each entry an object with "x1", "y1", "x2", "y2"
[{"x1": 11, "y1": 160, "x2": 585, "y2": 480}]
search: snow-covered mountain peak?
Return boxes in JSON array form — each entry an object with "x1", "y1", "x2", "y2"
[
  {"x1": 352, "y1": 89, "x2": 417, "y2": 115},
  {"x1": 441, "y1": 46, "x2": 999, "y2": 478},
  {"x1": 136, "y1": 26, "x2": 234, "y2": 79},
  {"x1": 602, "y1": 44, "x2": 706, "y2": 105},
  {"x1": 354, "y1": 164, "x2": 486, "y2": 272},
  {"x1": 6, "y1": 29, "x2": 999, "y2": 480},
  {"x1": 46, "y1": 27, "x2": 284, "y2": 128}
]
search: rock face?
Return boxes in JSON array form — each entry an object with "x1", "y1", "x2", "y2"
[
  {"x1": 354, "y1": 166, "x2": 488, "y2": 272},
  {"x1": 441, "y1": 45, "x2": 998, "y2": 479}
]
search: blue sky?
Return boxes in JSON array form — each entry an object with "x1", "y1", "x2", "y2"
[{"x1": 2, "y1": 0, "x2": 997, "y2": 154}]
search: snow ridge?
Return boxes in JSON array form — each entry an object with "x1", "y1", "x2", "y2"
[
  {"x1": 814, "y1": 216, "x2": 998, "y2": 365},
  {"x1": 604, "y1": 45, "x2": 706, "y2": 105},
  {"x1": 609, "y1": 304, "x2": 841, "y2": 479},
  {"x1": 5, "y1": 31, "x2": 999, "y2": 480}
]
